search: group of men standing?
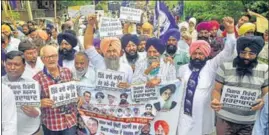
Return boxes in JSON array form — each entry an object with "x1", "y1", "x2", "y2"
[{"x1": 1, "y1": 7, "x2": 268, "y2": 135}]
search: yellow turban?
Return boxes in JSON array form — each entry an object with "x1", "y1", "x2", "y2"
[
  {"x1": 100, "y1": 37, "x2": 121, "y2": 55},
  {"x1": 142, "y1": 22, "x2": 153, "y2": 36},
  {"x1": 238, "y1": 23, "x2": 256, "y2": 36},
  {"x1": 1, "y1": 24, "x2": 11, "y2": 33}
]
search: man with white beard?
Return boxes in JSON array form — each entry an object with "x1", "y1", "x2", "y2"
[
  {"x1": 83, "y1": 15, "x2": 133, "y2": 88},
  {"x1": 132, "y1": 37, "x2": 177, "y2": 87}
]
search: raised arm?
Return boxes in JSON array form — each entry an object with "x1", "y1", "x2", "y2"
[
  {"x1": 208, "y1": 17, "x2": 236, "y2": 72},
  {"x1": 84, "y1": 14, "x2": 96, "y2": 50}
]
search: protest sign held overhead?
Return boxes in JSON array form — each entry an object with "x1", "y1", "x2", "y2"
[
  {"x1": 80, "y1": 5, "x2": 95, "y2": 17},
  {"x1": 131, "y1": 84, "x2": 159, "y2": 102},
  {"x1": 6, "y1": 82, "x2": 40, "y2": 106},
  {"x1": 99, "y1": 17, "x2": 123, "y2": 38},
  {"x1": 120, "y1": 7, "x2": 143, "y2": 23},
  {"x1": 220, "y1": 85, "x2": 261, "y2": 110},
  {"x1": 68, "y1": 6, "x2": 81, "y2": 18},
  {"x1": 49, "y1": 81, "x2": 78, "y2": 107},
  {"x1": 95, "y1": 70, "x2": 126, "y2": 91}
]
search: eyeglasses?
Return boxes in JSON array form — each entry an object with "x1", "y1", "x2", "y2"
[{"x1": 42, "y1": 54, "x2": 58, "y2": 60}]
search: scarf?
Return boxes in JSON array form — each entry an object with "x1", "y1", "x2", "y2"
[{"x1": 183, "y1": 68, "x2": 201, "y2": 116}]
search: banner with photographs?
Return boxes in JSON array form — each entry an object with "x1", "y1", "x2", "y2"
[
  {"x1": 220, "y1": 85, "x2": 260, "y2": 110},
  {"x1": 6, "y1": 82, "x2": 40, "y2": 106},
  {"x1": 49, "y1": 81, "x2": 78, "y2": 107},
  {"x1": 77, "y1": 80, "x2": 183, "y2": 135}
]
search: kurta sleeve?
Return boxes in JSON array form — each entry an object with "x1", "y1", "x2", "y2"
[{"x1": 84, "y1": 46, "x2": 106, "y2": 70}]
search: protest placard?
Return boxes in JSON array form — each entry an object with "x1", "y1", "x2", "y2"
[
  {"x1": 131, "y1": 84, "x2": 158, "y2": 102},
  {"x1": 120, "y1": 7, "x2": 143, "y2": 23},
  {"x1": 95, "y1": 70, "x2": 126, "y2": 91},
  {"x1": 99, "y1": 17, "x2": 123, "y2": 38},
  {"x1": 68, "y1": 6, "x2": 81, "y2": 18},
  {"x1": 49, "y1": 81, "x2": 78, "y2": 107},
  {"x1": 80, "y1": 5, "x2": 95, "y2": 17},
  {"x1": 220, "y1": 85, "x2": 260, "y2": 110},
  {"x1": 256, "y1": 16, "x2": 268, "y2": 33},
  {"x1": 149, "y1": 80, "x2": 184, "y2": 135},
  {"x1": 6, "y1": 82, "x2": 40, "y2": 106}
]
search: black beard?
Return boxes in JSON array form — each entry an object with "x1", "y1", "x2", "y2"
[
  {"x1": 233, "y1": 56, "x2": 258, "y2": 78},
  {"x1": 126, "y1": 51, "x2": 138, "y2": 62},
  {"x1": 59, "y1": 49, "x2": 75, "y2": 60},
  {"x1": 189, "y1": 58, "x2": 207, "y2": 70},
  {"x1": 166, "y1": 44, "x2": 177, "y2": 55},
  {"x1": 198, "y1": 36, "x2": 210, "y2": 43}
]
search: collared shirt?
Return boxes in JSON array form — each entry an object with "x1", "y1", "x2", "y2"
[
  {"x1": 162, "y1": 49, "x2": 190, "y2": 73},
  {"x1": 85, "y1": 46, "x2": 133, "y2": 83},
  {"x1": 2, "y1": 84, "x2": 17, "y2": 135},
  {"x1": 5, "y1": 37, "x2": 20, "y2": 53},
  {"x1": 252, "y1": 93, "x2": 268, "y2": 135},
  {"x1": 72, "y1": 66, "x2": 96, "y2": 87},
  {"x1": 33, "y1": 66, "x2": 77, "y2": 131},
  {"x1": 2, "y1": 75, "x2": 41, "y2": 135},
  {"x1": 22, "y1": 57, "x2": 44, "y2": 80},
  {"x1": 132, "y1": 57, "x2": 177, "y2": 85}
]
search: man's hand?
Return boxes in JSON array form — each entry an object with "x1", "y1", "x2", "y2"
[
  {"x1": 21, "y1": 106, "x2": 40, "y2": 118},
  {"x1": 211, "y1": 98, "x2": 222, "y2": 112},
  {"x1": 87, "y1": 14, "x2": 97, "y2": 26},
  {"x1": 117, "y1": 82, "x2": 131, "y2": 89},
  {"x1": 164, "y1": 56, "x2": 174, "y2": 64},
  {"x1": 77, "y1": 97, "x2": 85, "y2": 108},
  {"x1": 150, "y1": 61, "x2": 160, "y2": 69},
  {"x1": 251, "y1": 99, "x2": 264, "y2": 111},
  {"x1": 41, "y1": 98, "x2": 54, "y2": 108},
  {"x1": 223, "y1": 16, "x2": 234, "y2": 34},
  {"x1": 146, "y1": 78, "x2": 161, "y2": 88}
]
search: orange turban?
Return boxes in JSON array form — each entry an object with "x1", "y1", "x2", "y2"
[
  {"x1": 36, "y1": 30, "x2": 48, "y2": 40},
  {"x1": 2, "y1": 24, "x2": 11, "y2": 32},
  {"x1": 189, "y1": 40, "x2": 211, "y2": 57},
  {"x1": 100, "y1": 37, "x2": 121, "y2": 55}
]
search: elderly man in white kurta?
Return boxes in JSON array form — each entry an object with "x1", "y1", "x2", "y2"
[{"x1": 176, "y1": 17, "x2": 236, "y2": 135}]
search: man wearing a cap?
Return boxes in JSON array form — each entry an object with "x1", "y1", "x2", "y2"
[
  {"x1": 18, "y1": 40, "x2": 44, "y2": 80},
  {"x1": 1, "y1": 24, "x2": 21, "y2": 53},
  {"x1": 132, "y1": 38, "x2": 177, "y2": 87},
  {"x1": 176, "y1": 17, "x2": 236, "y2": 135},
  {"x1": 211, "y1": 36, "x2": 268, "y2": 135},
  {"x1": 120, "y1": 34, "x2": 146, "y2": 71},
  {"x1": 57, "y1": 32, "x2": 78, "y2": 70},
  {"x1": 84, "y1": 15, "x2": 133, "y2": 88},
  {"x1": 161, "y1": 28, "x2": 189, "y2": 72}
]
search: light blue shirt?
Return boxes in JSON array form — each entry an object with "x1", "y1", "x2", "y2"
[{"x1": 252, "y1": 93, "x2": 268, "y2": 135}]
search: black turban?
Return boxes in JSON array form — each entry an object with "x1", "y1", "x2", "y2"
[
  {"x1": 57, "y1": 32, "x2": 78, "y2": 48},
  {"x1": 160, "y1": 84, "x2": 176, "y2": 95},
  {"x1": 237, "y1": 36, "x2": 264, "y2": 55},
  {"x1": 121, "y1": 34, "x2": 139, "y2": 49}
]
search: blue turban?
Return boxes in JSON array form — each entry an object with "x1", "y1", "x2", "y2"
[
  {"x1": 161, "y1": 28, "x2": 180, "y2": 44},
  {"x1": 145, "y1": 38, "x2": 166, "y2": 54},
  {"x1": 121, "y1": 34, "x2": 139, "y2": 50},
  {"x1": 57, "y1": 32, "x2": 78, "y2": 48}
]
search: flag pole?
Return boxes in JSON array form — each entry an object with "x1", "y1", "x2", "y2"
[{"x1": 26, "y1": 0, "x2": 33, "y2": 20}]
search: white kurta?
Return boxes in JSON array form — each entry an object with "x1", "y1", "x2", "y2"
[
  {"x1": 22, "y1": 57, "x2": 44, "y2": 80},
  {"x1": 177, "y1": 33, "x2": 236, "y2": 135}
]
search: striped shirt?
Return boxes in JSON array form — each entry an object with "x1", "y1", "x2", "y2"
[{"x1": 215, "y1": 62, "x2": 268, "y2": 124}]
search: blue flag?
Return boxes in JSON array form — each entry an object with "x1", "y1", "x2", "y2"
[
  {"x1": 177, "y1": 0, "x2": 184, "y2": 18},
  {"x1": 154, "y1": 1, "x2": 178, "y2": 38}
]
